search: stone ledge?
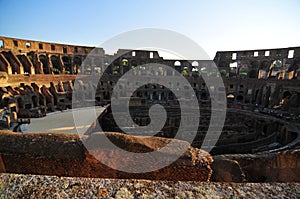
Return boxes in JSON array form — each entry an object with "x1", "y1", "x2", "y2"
[
  {"x1": 0, "y1": 130, "x2": 212, "y2": 181},
  {"x1": 1, "y1": 173, "x2": 299, "y2": 198}
]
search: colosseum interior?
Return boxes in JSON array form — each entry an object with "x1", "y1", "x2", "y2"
[{"x1": 0, "y1": 36, "x2": 300, "y2": 190}]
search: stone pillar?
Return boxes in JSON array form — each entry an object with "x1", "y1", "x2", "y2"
[
  {"x1": 58, "y1": 55, "x2": 65, "y2": 74},
  {"x1": 19, "y1": 65, "x2": 24, "y2": 74},
  {"x1": 30, "y1": 66, "x2": 35, "y2": 74},
  {"x1": 7, "y1": 65, "x2": 12, "y2": 75}
]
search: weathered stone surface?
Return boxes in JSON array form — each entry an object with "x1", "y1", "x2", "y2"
[
  {"x1": 211, "y1": 156, "x2": 246, "y2": 182},
  {"x1": 84, "y1": 132, "x2": 213, "y2": 181},
  {"x1": 0, "y1": 130, "x2": 213, "y2": 181},
  {"x1": 0, "y1": 130, "x2": 90, "y2": 177},
  {"x1": 1, "y1": 173, "x2": 300, "y2": 199}
]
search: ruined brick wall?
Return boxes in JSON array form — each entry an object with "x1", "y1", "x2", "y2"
[
  {"x1": 1, "y1": 36, "x2": 299, "y2": 80},
  {"x1": 0, "y1": 36, "x2": 99, "y2": 55},
  {"x1": 0, "y1": 36, "x2": 105, "y2": 75},
  {"x1": 214, "y1": 47, "x2": 300, "y2": 79}
]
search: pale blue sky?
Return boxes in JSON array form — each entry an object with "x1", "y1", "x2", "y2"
[{"x1": 0, "y1": 0, "x2": 299, "y2": 58}]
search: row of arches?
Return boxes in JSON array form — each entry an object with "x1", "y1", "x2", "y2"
[
  {"x1": 38, "y1": 55, "x2": 83, "y2": 74},
  {"x1": 219, "y1": 58, "x2": 300, "y2": 78}
]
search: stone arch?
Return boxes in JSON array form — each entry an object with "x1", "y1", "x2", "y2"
[
  {"x1": 152, "y1": 91, "x2": 159, "y2": 100},
  {"x1": 248, "y1": 69, "x2": 258, "y2": 78},
  {"x1": 216, "y1": 61, "x2": 229, "y2": 68},
  {"x1": 229, "y1": 62, "x2": 238, "y2": 72},
  {"x1": 73, "y1": 56, "x2": 82, "y2": 74},
  {"x1": 260, "y1": 60, "x2": 269, "y2": 70},
  {"x1": 32, "y1": 95, "x2": 38, "y2": 107},
  {"x1": 282, "y1": 91, "x2": 292, "y2": 99},
  {"x1": 236, "y1": 95, "x2": 244, "y2": 104},
  {"x1": 174, "y1": 61, "x2": 182, "y2": 73},
  {"x1": 271, "y1": 60, "x2": 282, "y2": 70},
  {"x1": 62, "y1": 56, "x2": 72, "y2": 74},
  {"x1": 161, "y1": 91, "x2": 165, "y2": 100},
  {"x1": 192, "y1": 61, "x2": 199, "y2": 67},
  {"x1": 39, "y1": 55, "x2": 50, "y2": 74},
  {"x1": 50, "y1": 55, "x2": 62, "y2": 74},
  {"x1": 174, "y1": 61, "x2": 181, "y2": 66},
  {"x1": 131, "y1": 60, "x2": 137, "y2": 67},
  {"x1": 74, "y1": 56, "x2": 82, "y2": 66},
  {"x1": 0, "y1": 54, "x2": 9, "y2": 73},
  {"x1": 238, "y1": 65, "x2": 248, "y2": 78},
  {"x1": 227, "y1": 93, "x2": 235, "y2": 104},
  {"x1": 17, "y1": 97, "x2": 24, "y2": 109},
  {"x1": 250, "y1": 60, "x2": 259, "y2": 69},
  {"x1": 16, "y1": 54, "x2": 31, "y2": 74},
  {"x1": 269, "y1": 60, "x2": 282, "y2": 77}
]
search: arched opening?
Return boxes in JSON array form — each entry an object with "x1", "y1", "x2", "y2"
[
  {"x1": 131, "y1": 60, "x2": 137, "y2": 67},
  {"x1": 236, "y1": 95, "x2": 244, "y2": 104},
  {"x1": 250, "y1": 60, "x2": 259, "y2": 69},
  {"x1": 32, "y1": 95, "x2": 38, "y2": 107},
  {"x1": 39, "y1": 55, "x2": 49, "y2": 74},
  {"x1": 51, "y1": 56, "x2": 62, "y2": 74},
  {"x1": 113, "y1": 64, "x2": 120, "y2": 75},
  {"x1": 192, "y1": 61, "x2": 199, "y2": 67},
  {"x1": 248, "y1": 69, "x2": 257, "y2": 78},
  {"x1": 174, "y1": 61, "x2": 181, "y2": 73},
  {"x1": 153, "y1": 91, "x2": 158, "y2": 100},
  {"x1": 73, "y1": 56, "x2": 82, "y2": 74},
  {"x1": 182, "y1": 66, "x2": 189, "y2": 77},
  {"x1": 238, "y1": 66, "x2": 248, "y2": 78},
  {"x1": 219, "y1": 69, "x2": 227, "y2": 77},
  {"x1": 0, "y1": 55, "x2": 9, "y2": 73},
  {"x1": 282, "y1": 91, "x2": 292, "y2": 100},
  {"x1": 174, "y1": 61, "x2": 181, "y2": 66},
  {"x1": 192, "y1": 67, "x2": 199, "y2": 77},
  {"x1": 161, "y1": 92, "x2": 165, "y2": 101},
  {"x1": 227, "y1": 94, "x2": 235, "y2": 104},
  {"x1": 218, "y1": 61, "x2": 229, "y2": 68},
  {"x1": 62, "y1": 56, "x2": 72, "y2": 74},
  {"x1": 17, "y1": 98, "x2": 24, "y2": 109},
  {"x1": 260, "y1": 60, "x2": 269, "y2": 70},
  {"x1": 16, "y1": 55, "x2": 31, "y2": 74},
  {"x1": 229, "y1": 62, "x2": 237, "y2": 76},
  {"x1": 103, "y1": 91, "x2": 110, "y2": 100},
  {"x1": 269, "y1": 60, "x2": 282, "y2": 77}
]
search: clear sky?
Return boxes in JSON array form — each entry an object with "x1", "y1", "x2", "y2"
[{"x1": 0, "y1": 0, "x2": 299, "y2": 58}]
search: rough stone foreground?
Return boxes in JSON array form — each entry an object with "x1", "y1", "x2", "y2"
[
  {"x1": 0, "y1": 173, "x2": 299, "y2": 199},
  {"x1": 0, "y1": 130, "x2": 212, "y2": 181}
]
